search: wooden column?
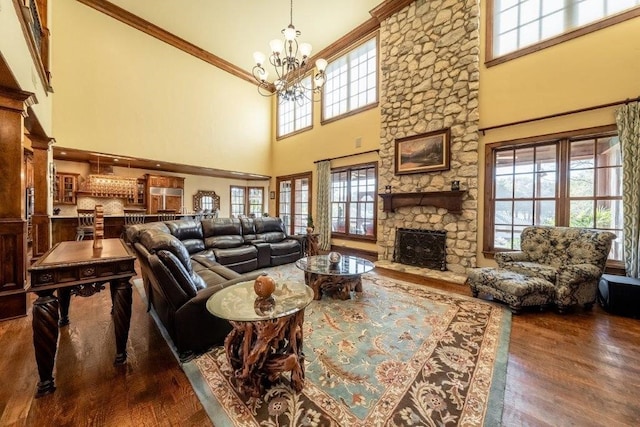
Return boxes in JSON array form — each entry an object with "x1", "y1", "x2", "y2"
[
  {"x1": 0, "y1": 87, "x2": 35, "y2": 321},
  {"x1": 30, "y1": 135, "x2": 52, "y2": 260}
]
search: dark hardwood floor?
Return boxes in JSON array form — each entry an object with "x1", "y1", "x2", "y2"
[{"x1": 1, "y1": 266, "x2": 639, "y2": 426}]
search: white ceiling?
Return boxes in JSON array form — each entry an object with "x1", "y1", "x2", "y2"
[{"x1": 108, "y1": 0, "x2": 383, "y2": 75}]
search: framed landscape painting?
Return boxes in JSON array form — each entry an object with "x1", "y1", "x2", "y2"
[{"x1": 394, "y1": 128, "x2": 451, "y2": 175}]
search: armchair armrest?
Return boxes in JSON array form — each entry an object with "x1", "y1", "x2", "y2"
[
  {"x1": 494, "y1": 251, "x2": 529, "y2": 268},
  {"x1": 289, "y1": 234, "x2": 306, "y2": 243},
  {"x1": 556, "y1": 263, "x2": 602, "y2": 288}
]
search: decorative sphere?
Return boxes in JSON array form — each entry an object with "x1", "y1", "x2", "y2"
[
  {"x1": 254, "y1": 274, "x2": 276, "y2": 298},
  {"x1": 328, "y1": 251, "x2": 342, "y2": 264}
]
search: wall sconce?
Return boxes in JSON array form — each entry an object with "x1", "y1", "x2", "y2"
[
  {"x1": 384, "y1": 185, "x2": 392, "y2": 193},
  {"x1": 269, "y1": 191, "x2": 276, "y2": 199}
]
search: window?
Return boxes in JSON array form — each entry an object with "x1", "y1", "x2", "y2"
[
  {"x1": 490, "y1": 0, "x2": 640, "y2": 60},
  {"x1": 230, "y1": 186, "x2": 264, "y2": 217},
  {"x1": 485, "y1": 127, "x2": 623, "y2": 262},
  {"x1": 276, "y1": 77, "x2": 313, "y2": 138},
  {"x1": 277, "y1": 173, "x2": 312, "y2": 235},
  {"x1": 331, "y1": 163, "x2": 377, "y2": 239},
  {"x1": 322, "y1": 37, "x2": 378, "y2": 122}
]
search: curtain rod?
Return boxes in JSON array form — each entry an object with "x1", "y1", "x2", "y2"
[
  {"x1": 479, "y1": 95, "x2": 640, "y2": 135},
  {"x1": 314, "y1": 149, "x2": 380, "y2": 164}
]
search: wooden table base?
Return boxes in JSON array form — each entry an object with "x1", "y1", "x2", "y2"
[
  {"x1": 305, "y1": 272, "x2": 363, "y2": 300},
  {"x1": 224, "y1": 310, "x2": 306, "y2": 398}
]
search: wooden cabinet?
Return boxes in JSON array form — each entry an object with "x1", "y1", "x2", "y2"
[
  {"x1": 126, "y1": 178, "x2": 146, "y2": 207},
  {"x1": 146, "y1": 174, "x2": 184, "y2": 189},
  {"x1": 54, "y1": 173, "x2": 78, "y2": 205}
]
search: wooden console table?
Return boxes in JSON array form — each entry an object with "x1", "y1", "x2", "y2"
[
  {"x1": 379, "y1": 190, "x2": 466, "y2": 213},
  {"x1": 27, "y1": 238, "x2": 136, "y2": 397}
]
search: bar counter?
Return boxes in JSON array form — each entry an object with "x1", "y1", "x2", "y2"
[{"x1": 51, "y1": 213, "x2": 195, "y2": 244}]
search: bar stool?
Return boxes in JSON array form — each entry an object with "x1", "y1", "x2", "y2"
[
  {"x1": 76, "y1": 209, "x2": 96, "y2": 241},
  {"x1": 122, "y1": 209, "x2": 146, "y2": 241},
  {"x1": 157, "y1": 209, "x2": 176, "y2": 221}
]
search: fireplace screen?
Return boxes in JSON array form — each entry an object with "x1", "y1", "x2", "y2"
[{"x1": 393, "y1": 228, "x2": 446, "y2": 271}]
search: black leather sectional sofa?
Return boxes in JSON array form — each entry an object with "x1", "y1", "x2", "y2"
[{"x1": 126, "y1": 216, "x2": 305, "y2": 361}]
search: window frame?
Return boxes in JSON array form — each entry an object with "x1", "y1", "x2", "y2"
[
  {"x1": 483, "y1": 124, "x2": 623, "y2": 269},
  {"x1": 229, "y1": 186, "x2": 265, "y2": 217},
  {"x1": 276, "y1": 172, "x2": 313, "y2": 235},
  {"x1": 486, "y1": 1, "x2": 640, "y2": 67},
  {"x1": 330, "y1": 161, "x2": 378, "y2": 242},
  {"x1": 275, "y1": 76, "x2": 314, "y2": 140},
  {"x1": 320, "y1": 35, "x2": 379, "y2": 125}
]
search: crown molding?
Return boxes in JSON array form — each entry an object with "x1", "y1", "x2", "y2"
[{"x1": 369, "y1": 0, "x2": 416, "y2": 23}]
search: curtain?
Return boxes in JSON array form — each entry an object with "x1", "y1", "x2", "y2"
[
  {"x1": 316, "y1": 160, "x2": 331, "y2": 251},
  {"x1": 616, "y1": 101, "x2": 640, "y2": 277}
]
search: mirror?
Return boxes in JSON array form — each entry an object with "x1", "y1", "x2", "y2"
[{"x1": 193, "y1": 190, "x2": 220, "y2": 213}]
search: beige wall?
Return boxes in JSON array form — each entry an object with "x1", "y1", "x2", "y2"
[
  {"x1": 477, "y1": 10, "x2": 640, "y2": 266},
  {"x1": 51, "y1": 0, "x2": 272, "y2": 175}
]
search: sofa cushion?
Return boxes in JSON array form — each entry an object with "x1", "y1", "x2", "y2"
[
  {"x1": 126, "y1": 221, "x2": 170, "y2": 245},
  {"x1": 202, "y1": 218, "x2": 245, "y2": 248},
  {"x1": 258, "y1": 231, "x2": 288, "y2": 243},
  {"x1": 503, "y1": 261, "x2": 558, "y2": 283},
  {"x1": 254, "y1": 216, "x2": 286, "y2": 234},
  {"x1": 240, "y1": 217, "x2": 257, "y2": 241},
  {"x1": 157, "y1": 250, "x2": 205, "y2": 296},
  {"x1": 165, "y1": 219, "x2": 205, "y2": 254},
  {"x1": 140, "y1": 229, "x2": 193, "y2": 274},
  {"x1": 213, "y1": 245, "x2": 257, "y2": 264}
]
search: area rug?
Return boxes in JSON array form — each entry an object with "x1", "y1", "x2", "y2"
[{"x1": 142, "y1": 264, "x2": 511, "y2": 426}]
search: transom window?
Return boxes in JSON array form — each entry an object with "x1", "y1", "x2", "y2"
[
  {"x1": 330, "y1": 163, "x2": 377, "y2": 239},
  {"x1": 276, "y1": 76, "x2": 313, "y2": 139},
  {"x1": 485, "y1": 128, "x2": 623, "y2": 262},
  {"x1": 322, "y1": 37, "x2": 378, "y2": 122},
  {"x1": 491, "y1": 0, "x2": 640, "y2": 59}
]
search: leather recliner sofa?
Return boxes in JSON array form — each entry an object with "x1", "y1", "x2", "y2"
[{"x1": 126, "y1": 216, "x2": 305, "y2": 360}]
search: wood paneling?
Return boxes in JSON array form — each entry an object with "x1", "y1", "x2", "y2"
[{"x1": 0, "y1": 88, "x2": 32, "y2": 320}]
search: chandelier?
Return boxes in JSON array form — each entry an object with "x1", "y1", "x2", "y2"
[{"x1": 252, "y1": 0, "x2": 327, "y2": 102}]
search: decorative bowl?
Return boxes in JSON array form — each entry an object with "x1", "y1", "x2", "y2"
[{"x1": 328, "y1": 251, "x2": 342, "y2": 264}]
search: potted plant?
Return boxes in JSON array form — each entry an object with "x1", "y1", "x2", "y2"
[{"x1": 306, "y1": 215, "x2": 314, "y2": 234}]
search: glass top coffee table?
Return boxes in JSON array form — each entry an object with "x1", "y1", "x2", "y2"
[
  {"x1": 206, "y1": 279, "x2": 313, "y2": 397},
  {"x1": 295, "y1": 255, "x2": 375, "y2": 300}
]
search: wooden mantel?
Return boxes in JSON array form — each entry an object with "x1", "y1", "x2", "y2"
[{"x1": 379, "y1": 191, "x2": 466, "y2": 213}]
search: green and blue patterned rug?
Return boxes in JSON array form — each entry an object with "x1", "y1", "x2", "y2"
[{"x1": 149, "y1": 263, "x2": 511, "y2": 426}]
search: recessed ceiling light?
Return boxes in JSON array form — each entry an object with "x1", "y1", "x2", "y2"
[
  {"x1": 231, "y1": 172, "x2": 244, "y2": 175},
  {"x1": 60, "y1": 151, "x2": 67, "y2": 155},
  {"x1": 156, "y1": 164, "x2": 161, "y2": 167},
  {"x1": 114, "y1": 159, "x2": 119, "y2": 162}
]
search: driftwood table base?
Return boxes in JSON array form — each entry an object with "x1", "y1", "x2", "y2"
[
  {"x1": 305, "y1": 272, "x2": 363, "y2": 300},
  {"x1": 224, "y1": 310, "x2": 306, "y2": 398}
]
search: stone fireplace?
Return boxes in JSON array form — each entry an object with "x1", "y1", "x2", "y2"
[{"x1": 377, "y1": 0, "x2": 480, "y2": 275}]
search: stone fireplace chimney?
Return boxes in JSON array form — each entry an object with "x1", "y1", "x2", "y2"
[{"x1": 377, "y1": 1, "x2": 480, "y2": 275}]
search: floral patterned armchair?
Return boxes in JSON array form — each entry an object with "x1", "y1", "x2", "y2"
[{"x1": 495, "y1": 226, "x2": 616, "y2": 312}]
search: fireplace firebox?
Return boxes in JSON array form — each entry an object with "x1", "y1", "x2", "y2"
[{"x1": 393, "y1": 228, "x2": 446, "y2": 271}]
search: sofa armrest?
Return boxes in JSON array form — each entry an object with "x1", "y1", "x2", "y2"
[
  {"x1": 495, "y1": 251, "x2": 529, "y2": 268},
  {"x1": 556, "y1": 263, "x2": 602, "y2": 287},
  {"x1": 186, "y1": 270, "x2": 266, "y2": 306}
]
